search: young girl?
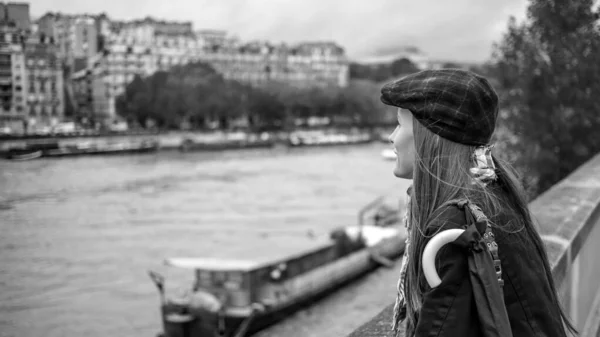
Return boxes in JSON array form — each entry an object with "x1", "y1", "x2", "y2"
[{"x1": 381, "y1": 69, "x2": 577, "y2": 337}]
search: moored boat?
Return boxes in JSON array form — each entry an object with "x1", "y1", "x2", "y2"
[
  {"x1": 287, "y1": 131, "x2": 372, "y2": 147},
  {"x1": 3, "y1": 141, "x2": 60, "y2": 161},
  {"x1": 5, "y1": 149, "x2": 43, "y2": 161},
  {"x1": 148, "y1": 223, "x2": 406, "y2": 337},
  {"x1": 179, "y1": 133, "x2": 275, "y2": 152},
  {"x1": 179, "y1": 138, "x2": 275, "y2": 152},
  {"x1": 42, "y1": 140, "x2": 159, "y2": 158}
]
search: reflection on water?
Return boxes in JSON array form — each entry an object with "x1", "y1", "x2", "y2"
[{"x1": 0, "y1": 143, "x2": 410, "y2": 337}]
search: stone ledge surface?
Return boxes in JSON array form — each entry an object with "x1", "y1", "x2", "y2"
[
  {"x1": 347, "y1": 304, "x2": 396, "y2": 337},
  {"x1": 348, "y1": 153, "x2": 600, "y2": 337}
]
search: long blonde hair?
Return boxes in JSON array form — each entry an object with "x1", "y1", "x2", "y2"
[{"x1": 403, "y1": 117, "x2": 577, "y2": 335}]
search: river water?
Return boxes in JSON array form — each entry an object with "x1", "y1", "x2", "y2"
[{"x1": 0, "y1": 143, "x2": 411, "y2": 337}]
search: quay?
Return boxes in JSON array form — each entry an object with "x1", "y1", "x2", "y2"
[{"x1": 0, "y1": 127, "x2": 390, "y2": 158}]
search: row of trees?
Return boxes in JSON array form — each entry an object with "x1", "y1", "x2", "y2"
[
  {"x1": 115, "y1": 63, "x2": 395, "y2": 131},
  {"x1": 115, "y1": 53, "x2": 468, "y2": 132},
  {"x1": 488, "y1": 0, "x2": 600, "y2": 196},
  {"x1": 349, "y1": 57, "x2": 420, "y2": 82}
]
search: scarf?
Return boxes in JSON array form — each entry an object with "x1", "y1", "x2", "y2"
[{"x1": 392, "y1": 185, "x2": 412, "y2": 335}]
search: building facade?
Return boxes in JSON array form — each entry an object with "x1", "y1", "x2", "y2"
[
  {"x1": 0, "y1": 22, "x2": 65, "y2": 131},
  {"x1": 0, "y1": 2, "x2": 30, "y2": 32},
  {"x1": 209, "y1": 41, "x2": 349, "y2": 88},
  {"x1": 0, "y1": 24, "x2": 26, "y2": 130},
  {"x1": 23, "y1": 34, "x2": 65, "y2": 129},
  {"x1": 72, "y1": 53, "x2": 114, "y2": 119},
  {"x1": 35, "y1": 13, "x2": 349, "y2": 122},
  {"x1": 37, "y1": 12, "x2": 106, "y2": 70},
  {"x1": 72, "y1": 18, "x2": 349, "y2": 118}
]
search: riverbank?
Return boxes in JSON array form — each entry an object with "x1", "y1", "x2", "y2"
[
  {"x1": 0, "y1": 129, "x2": 160, "y2": 141},
  {"x1": 0, "y1": 128, "x2": 391, "y2": 158}
]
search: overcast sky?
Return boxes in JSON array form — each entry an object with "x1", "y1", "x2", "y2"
[{"x1": 30, "y1": 0, "x2": 529, "y2": 63}]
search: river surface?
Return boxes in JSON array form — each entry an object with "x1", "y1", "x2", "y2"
[{"x1": 0, "y1": 143, "x2": 411, "y2": 337}]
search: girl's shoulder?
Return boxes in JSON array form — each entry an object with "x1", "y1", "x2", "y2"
[
  {"x1": 426, "y1": 199, "x2": 518, "y2": 242},
  {"x1": 425, "y1": 201, "x2": 468, "y2": 237}
]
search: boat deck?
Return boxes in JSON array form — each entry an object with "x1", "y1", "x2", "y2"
[
  {"x1": 168, "y1": 234, "x2": 334, "y2": 269},
  {"x1": 166, "y1": 225, "x2": 407, "y2": 272}
]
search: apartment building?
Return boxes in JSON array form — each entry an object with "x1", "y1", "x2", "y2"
[
  {"x1": 0, "y1": 2, "x2": 30, "y2": 31},
  {"x1": 57, "y1": 15, "x2": 349, "y2": 119},
  {"x1": 0, "y1": 20, "x2": 65, "y2": 131},
  {"x1": 0, "y1": 23, "x2": 26, "y2": 130},
  {"x1": 24, "y1": 34, "x2": 65, "y2": 128},
  {"x1": 37, "y1": 12, "x2": 107, "y2": 69}
]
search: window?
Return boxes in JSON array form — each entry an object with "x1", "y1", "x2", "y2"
[
  {"x1": 196, "y1": 270, "x2": 211, "y2": 287},
  {"x1": 212, "y1": 271, "x2": 226, "y2": 286}
]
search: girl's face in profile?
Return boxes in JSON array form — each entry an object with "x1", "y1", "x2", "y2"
[{"x1": 389, "y1": 108, "x2": 415, "y2": 179}]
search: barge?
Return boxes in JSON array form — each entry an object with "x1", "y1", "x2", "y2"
[
  {"x1": 287, "y1": 131, "x2": 372, "y2": 147},
  {"x1": 148, "y1": 223, "x2": 405, "y2": 337}
]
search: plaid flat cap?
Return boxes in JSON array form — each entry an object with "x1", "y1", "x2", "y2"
[{"x1": 381, "y1": 69, "x2": 499, "y2": 146}]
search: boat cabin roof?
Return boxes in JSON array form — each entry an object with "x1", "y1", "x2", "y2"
[
  {"x1": 163, "y1": 226, "x2": 404, "y2": 274},
  {"x1": 164, "y1": 257, "x2": 261, "y2": 272},
  {"x1": 164, "y1": 240, "x2": 336, "y2": 273}
]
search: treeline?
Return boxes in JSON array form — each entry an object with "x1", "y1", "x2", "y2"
[
  {"x1": 485, "y1": 0, "x2": 600, "y2": 196},
  {"x1": 349, "y1": 57, "x2": 420, "y2": 82},
  {"x1": 115, "y1": 63, "x2": 394, "y2": 131}
]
